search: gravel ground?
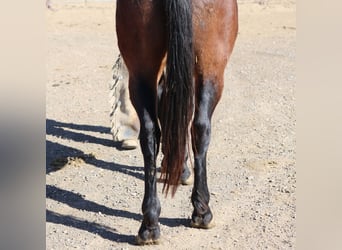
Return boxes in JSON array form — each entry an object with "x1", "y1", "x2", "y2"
[{"x1": 46, "y1": 2, "x2": 295, "y2": 249}]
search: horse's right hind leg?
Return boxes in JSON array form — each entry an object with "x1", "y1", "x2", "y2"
[
  {"x1": 190, "y1": 0, "x2": 238, "y2": 229},
  {"x1": 190, "y1": 76, "x2": 223, "y2": 229}
]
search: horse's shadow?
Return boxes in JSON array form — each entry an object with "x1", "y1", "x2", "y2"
[
  {"x1": 46, "y1": 185, "x2": 142, "y2": 220},
  {"x1": 46, "y1": 185, "x2": 189, "y2": 244},
  {"x1": 46, "y1": 118, "x2": 143, "y2": 178},
  {"x1": 46, "y1": 140, "x2": 144, "y2": 180},
  {"x1": 46, "y1": 118, "x2": 120, "y2": 148},
  {"x1": 46, "y1": 119, "x2": 188, "y2": 244},
  {"x1": 46, "y1": 184, "x2": 139, "y2": 245},
  {"x1": 46, "y1": 210, "x2": 135, "y2": 244}
]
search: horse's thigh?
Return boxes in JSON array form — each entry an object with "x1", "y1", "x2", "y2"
[
  {"x1": 116, "y1": 0, "x2": 166, "y2": 75},
  {"x1": 193, "y1": 0, "x2": 238, "y2": 76}
]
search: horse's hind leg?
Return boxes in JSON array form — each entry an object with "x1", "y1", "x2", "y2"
[
  {"x1": 129, "y1": 77, "x2": 161, "y2": 244},
  {"x1": 190, "y1": 75, "x2": 223, "y2": 229},
  {"x1": 116, "y1": 0, "x2": 166, "y2": 244},
  {"x1": 190, "y1": 0, "x2": 238, "y2": 229}
]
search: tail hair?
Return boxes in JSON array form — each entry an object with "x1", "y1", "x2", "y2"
[{"x1": 160, "y1": 0, "x2": 194, "y2": 196}]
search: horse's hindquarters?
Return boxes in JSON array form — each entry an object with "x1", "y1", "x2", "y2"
[
  {"x1": 193, "y1": 0, "x2": 238, "y2": 78},
  {"x1": 116, "y1": 0, "x2": 167, "y2": 80}
]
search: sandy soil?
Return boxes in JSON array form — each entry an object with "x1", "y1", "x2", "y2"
[{"x1": 46, "y1": 2, "x2": 296, "y2": 249}]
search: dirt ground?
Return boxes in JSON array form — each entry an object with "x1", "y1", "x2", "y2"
[{"x1": 46, "y1": 1, "x2": 295, "y2": 249}]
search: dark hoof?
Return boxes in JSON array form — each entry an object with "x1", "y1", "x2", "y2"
[
  {"x1": 136, "y1": 235, "x2": 161, "y2": 245},
  {"x1": 136, "y1": 224, "x2": 161, "y2": 245},
  {"x1": 190, "y1": 219, "x2": 215, "y2": 229},
  {"x1": 190, "y1": 211, "x2": 215, "y2": 229}
]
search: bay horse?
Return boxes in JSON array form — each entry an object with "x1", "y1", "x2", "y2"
[{"x1": 116, "y1": 0, "x2": 238, "y2": 245}]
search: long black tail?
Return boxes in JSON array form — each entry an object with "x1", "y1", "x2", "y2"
[{"x1": 160, "y1": 0, "x2": 194, "y2": 196}]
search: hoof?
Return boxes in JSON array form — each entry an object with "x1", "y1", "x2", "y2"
[
  {"x1": 190, "y1": 210, "x2": 215, "y2": 229},
  {"x1": 180, "y1": 175, "x2": 193, "y2": 185},
  {"x1": 135, "y1": 235, "x2": 161, "y2": 245},
  {"x1": 136, "y1": 224, "x2": 161, "y2": 245},
  {"x1": 190, "y1": 219, "x2": 215, "y2": 229},
  {"x1": 121, "y1": 139, "x2": 138, "y2": 150}
]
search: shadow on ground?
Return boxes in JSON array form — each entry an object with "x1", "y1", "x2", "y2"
[
  {"x1": 46, "y1": 119, "x2": 188, "y2": 243},
  {"x1": 46, "y1": 185, "x2": 189, "y2": 243}
]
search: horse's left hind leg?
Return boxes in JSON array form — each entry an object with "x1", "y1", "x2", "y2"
[
  {"x1": 116, "y1": 0, "x2": 167, "y2": 243},
  {"x1": 129, "y1": 79, "x2": 161, "y2": 244}
]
